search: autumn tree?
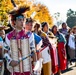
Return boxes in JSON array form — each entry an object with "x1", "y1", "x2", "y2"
[
  {"x1": 0, "y1": 0, "x2": 53, "y2": 27},
  {"x1": 0, "y1": 0, "x2": 13, "y2": 25},
  {"x1": 26, "y1": 3, "x2": 53, "y2": 27},
  {"x1": 0, "y1": 0, "x2": 29, "y2": 25}
]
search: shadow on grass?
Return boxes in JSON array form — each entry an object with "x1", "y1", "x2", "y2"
[
  {"x1": 61, "y1": 67, "x2": 73, "y2": 74},
  {"x1": 61, "y1": 61, "x2": 76, "y2": 74}
]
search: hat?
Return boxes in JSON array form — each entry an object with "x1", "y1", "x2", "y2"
[
  {"x1": 25, "y1": 17, "x2": 35, "y2": 24},
  {"x1": 9, "y1": 5, "x2": 30, "y2": 21},
  {"x1": 0, "y1": 25, "x2": 10, "y2": 30}
]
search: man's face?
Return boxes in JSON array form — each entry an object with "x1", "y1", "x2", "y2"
[{"x1": 15, "y1": 17, "x2": 24, "y2": 30}]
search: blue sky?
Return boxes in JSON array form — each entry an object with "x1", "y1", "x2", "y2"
[{"x1": 36, "y1": 0, "x2": 76, "y2": 22}]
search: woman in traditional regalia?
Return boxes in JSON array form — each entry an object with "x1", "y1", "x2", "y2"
[
  {"x1": 51, "y1": 25, "x2": 67, "y2": 75},
  {"x1": 33, "y1": 23, "x2": 52, "y2": 75},
  {"x1": 41, "y1": 22, "x2": 59, "y2": 75}
]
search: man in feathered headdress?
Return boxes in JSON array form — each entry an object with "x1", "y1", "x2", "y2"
[{"x1": 4, "y1": 5, "x2": 35, "y2": 75}]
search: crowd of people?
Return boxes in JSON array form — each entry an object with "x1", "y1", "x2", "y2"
[{"x1": 0, "y1": 5, "x2": 76, "y2": 75}]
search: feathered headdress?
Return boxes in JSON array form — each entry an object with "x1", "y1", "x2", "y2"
[
  {"x1": 9, "y1": 5, "x2": 30, "y2": 26},
  {"x1": 9, "y1": 5, "x2": 30, "y2": 15}
]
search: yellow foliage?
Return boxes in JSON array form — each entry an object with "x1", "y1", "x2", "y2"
[
  {"x1": 31, "y1": 4, "x2": 53, "y2": 27},
  {"x1": 0, "y1": 0, "x2": 53, "y2": 27}
]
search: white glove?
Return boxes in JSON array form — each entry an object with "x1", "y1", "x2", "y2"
[{"x1": 33, "y1": 58, "x2": 43, "y2": 74}]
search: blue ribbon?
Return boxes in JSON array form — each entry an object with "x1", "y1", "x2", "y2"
[
  {"x1": 16, "y1": 16, "x2": 24, "y2": 20},
  {"x1": 18, "y1": 52, "x2": 34, "y2": 63}
]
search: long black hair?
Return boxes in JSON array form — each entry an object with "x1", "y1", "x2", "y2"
[
  {"x1": 51, "y1": 25, "x2": 60, "y2": 35},
  {"x1": 41, "y1": 22, "x2": 47, "y2": 31}
]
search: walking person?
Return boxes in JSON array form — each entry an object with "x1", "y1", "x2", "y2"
[
  {"x1": 51, "y1": 25, "x2": 67, "y2": 75},
  {"x1": 68, "y1": 26, "x2": 76, "y2": 66},
  {"x1": 41, "y1": 22, "x2": 59, "y2": 75},
  {"x1": 33, "y1": 23, "x2": 52, "y2": 75}
]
